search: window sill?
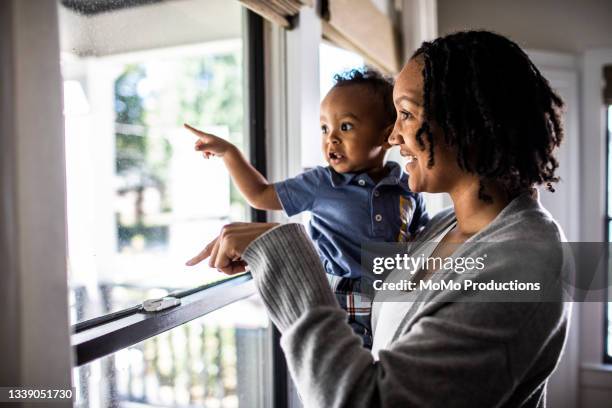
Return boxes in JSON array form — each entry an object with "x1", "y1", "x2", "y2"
[
  {"x1": 71, "y1": 273, "x2": 255, "y2": 366},
  {"x1": 580, "y1": 363, "x2": 612, "y2": 389}
]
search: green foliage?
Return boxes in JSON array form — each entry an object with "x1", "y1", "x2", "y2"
[
  {"x1": 113, "y1": 47, "x2": 246, "y2": 233},
  {"x1": 177, "y1": 52, "x2": 244, "y2": 141},
  {"x1": 115, "y1": 65, "x2": 147, "y2": 175}
]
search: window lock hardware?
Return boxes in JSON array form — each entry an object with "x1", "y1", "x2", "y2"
[{"x1": 142, "y1": 296, "x2": 181, "y2": 313}]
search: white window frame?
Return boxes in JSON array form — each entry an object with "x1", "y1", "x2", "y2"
[
  {"x1": 579, "y1": 48, "x2": 612, "y2": 406},
  {"x1": 0, "y1": 4, "x2": 282, "y2": 407},
  {"x1": 0, "y1": 0, "x2": 72, "y2": 393}
]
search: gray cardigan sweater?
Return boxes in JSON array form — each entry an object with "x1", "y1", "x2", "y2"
[{"x1": 242, "y1": 193, "x2": 571, "y2": 408}]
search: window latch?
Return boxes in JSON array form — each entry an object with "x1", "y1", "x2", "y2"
[{"x1": 142, "y1": 296, "x2": 181, "y2": 313}]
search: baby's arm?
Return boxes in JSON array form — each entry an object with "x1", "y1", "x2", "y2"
[{"x1": 184, "y1": 123, "x2": 282, "y2": 211}]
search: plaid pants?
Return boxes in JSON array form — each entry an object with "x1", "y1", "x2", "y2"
[{"x1": 328, "y1": 274, "x2": 373, "y2": 349}]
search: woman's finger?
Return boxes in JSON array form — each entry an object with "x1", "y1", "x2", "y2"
[
  {"x1": 219, "y1": 259, "x2": 248, "y2": 275},
  {"x1": 214, "y1": 233, "x2": 251, "y2": 274},
  {"x1": 185, "y1": 237, "x2": 218, "y2": 266},
  {"x1": 214, "y1": 229, "x2": 261, "y2": 273},
  {"x1": 213, "y1": 237, "x2": 235, "y2": 271},
  {"x1": 186, "y1": 223, "x2": 279, "y2": 271},
  {"x1": 208, "y1": 232, "x2": 222, "y2": 268}
]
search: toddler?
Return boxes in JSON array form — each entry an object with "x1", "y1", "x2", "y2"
[{"x1": 185, "y1": 68, "x2": 429, "y2": 348}]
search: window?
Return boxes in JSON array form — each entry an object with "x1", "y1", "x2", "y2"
[
  {"x1": 60, "y1": 0, "x2": 249, "y2": 325},
  {"x1": 319, "y1": 42, "x2": 364, "y2": 98},
  {"x1": 606, "y1": 104, "x2": 612, "y2": 363},
  {"x1": 58, "y1": 1, "x2": 277, "y2": 405},
  {"x1": 74, "y1": 295, "x2": 271, "y2": 407}
]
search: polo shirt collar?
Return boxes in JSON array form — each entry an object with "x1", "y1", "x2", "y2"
[
  {"x1": 329, "y1": 161, "x2": 411, "y2": 191},
  {"x1": 378, "y1": 161, "x2": 412, "y2": 193},
  {"x1": 329, "y1": 167, "x2": 359, "y2": 187}
]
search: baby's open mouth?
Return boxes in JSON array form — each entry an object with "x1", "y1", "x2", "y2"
[{"x1": 328, "y1": 152, "x2": 345, "y2": 161}]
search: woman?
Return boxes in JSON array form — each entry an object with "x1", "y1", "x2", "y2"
[{"x1": 188, "y1": 31, "x2": 569, "y2": 407}]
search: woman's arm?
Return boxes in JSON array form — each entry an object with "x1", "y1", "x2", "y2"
[{"x1": 239, "y1": 224, "x2": 565, "y2": 408}]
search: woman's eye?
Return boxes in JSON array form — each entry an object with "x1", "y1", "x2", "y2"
[
  {"x1": 321, "y1": 125, "x2": 328, "y2": 134},
  {"x1": 400, "y1": 110, "x2": 414, "y2": 121},
  {"x1": 340, "y1": 122, "x2": 353, "y2": 131}
]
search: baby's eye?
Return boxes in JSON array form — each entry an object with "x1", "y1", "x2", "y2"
[
  {"x1": 400, "y1": 110, "x2": 414, "y2": 121},
  {"x1": 321, "y1": 124, "x2": 328, "y2": 134},
  {"x1": 340, "y1": 122, "x2": 353, "y2": 131}
]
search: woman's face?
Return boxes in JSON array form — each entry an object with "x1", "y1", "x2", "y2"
[{"x1": 390, "y1": 57, "x2": 463, "y2": 193}]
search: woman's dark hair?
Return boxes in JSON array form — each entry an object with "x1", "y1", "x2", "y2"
[
  {"x1": 333, "y1": 67, "x2": 396, "y2": 129},
  {"x1": 412, "y1": 30, "x2": 564, "y2": 200}
]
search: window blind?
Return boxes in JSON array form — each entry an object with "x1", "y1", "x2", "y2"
[
  {"x1": 322, "y1": 0, "x2": 401, "y2": 74},
  {"x1": 238, "y1": 0, "x2": 312, "y2": 28},
  {"x1": 604, "y1": 65, "x2": 612, "y2": 105}
]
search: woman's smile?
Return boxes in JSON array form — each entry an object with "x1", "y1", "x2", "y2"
[{"x1": 399, "y1": 149, "x2": 418, "y2": 170}]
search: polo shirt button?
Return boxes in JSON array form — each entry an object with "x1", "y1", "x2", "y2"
[
  {"x1": 358, "y1": 179, "x2": 366, "y2": 186},
  {"x1": 375, "y1": 214, "x2": 383, "y2": 222},
  {"x1": 373, "y1": 190, "x2": 380, "y2": 197}
]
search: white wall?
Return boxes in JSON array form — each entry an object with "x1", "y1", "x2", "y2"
[
  {"x1": 438, "y1": 0, "x2": 612, "y2": 53},
  {"x1": 436, "y1": 1, "x2": 612, "y2": 407},
  {"x1": 529, "y1": 53, "x2": 581, "y2": 408},
  {"x1": 401, "y1": 0, "x2": 438, "y2": 59}
]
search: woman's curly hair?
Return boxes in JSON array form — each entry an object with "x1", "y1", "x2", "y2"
[{"x1": 412, "y1": 30, "x2": 564, "y2": 201}]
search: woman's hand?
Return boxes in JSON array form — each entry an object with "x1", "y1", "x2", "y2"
[
  {"x1": 186, "y1": 222, "x2": 280, "y2": 274},
  {"x1": 184, "y1": 123, "x2": 235, "y2": 158}
]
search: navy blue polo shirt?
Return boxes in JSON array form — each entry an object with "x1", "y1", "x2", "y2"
[{"x1": 274, "y1": 161, "x2": 429, "y2": 278}]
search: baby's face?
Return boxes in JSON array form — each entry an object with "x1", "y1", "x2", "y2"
[{"x1": 320, "y1": 85, "x2": 388, "y2": 173}]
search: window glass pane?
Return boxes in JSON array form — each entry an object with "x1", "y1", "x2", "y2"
[
  {"x1": 608, "y1": 300, "x2": 612, "y2": 359},
  {"x1": 59, "y1": 0, "x2": 248, "y2": 324},
  {"x1": 608, "y1": 106, "x2": 612, "y2": 218},
  {"x1": 319, "y1": 42, "x2": 364, "y2": 99},
  {"x1": 608, "y1": 106, "x2": 612, "y2": 360},
  {"x1": 606, "y1": 300, "x2": 612, "y2": 359},
  {"x1": 73, "y1": 296, "x2": 271, "y2": 407}
]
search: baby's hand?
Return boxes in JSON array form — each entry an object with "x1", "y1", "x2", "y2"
[{"x1": 184, "y1": 123, "x2": 234, "y2": 159}]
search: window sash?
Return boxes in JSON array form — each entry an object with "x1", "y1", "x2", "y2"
[
  {"x1": 70, "y1": 8, "x2": 269, "y2": 367},
  {"x1": 72, "y1": 274, "x2": 255, "y2": 366},
  {"x1": 67, "y1": 10, "x2": 292, "y2": 407},
  {"x1": 605, "y1": 106, "x2": 612, "y2": 364},
  {"x1": 238, "y1": 0, "x2": 310, "y2": 28},
  {"x1": 604, "y1": 65, "x2": 612, "y2": 105}
]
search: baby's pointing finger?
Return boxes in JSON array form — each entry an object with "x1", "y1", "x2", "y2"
[{"x1": 184, "y1": 123, "x2": 212, "y2": 140}]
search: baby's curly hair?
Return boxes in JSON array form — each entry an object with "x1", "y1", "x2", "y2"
[
  {"x1": 332, "y1": 67, "x2": 396, "y2": 129},
  {"x1": 412, "y1": 30, "x2": 564, "y2": 201}
]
